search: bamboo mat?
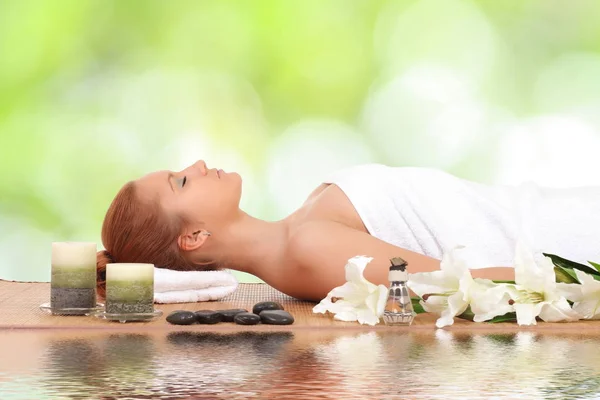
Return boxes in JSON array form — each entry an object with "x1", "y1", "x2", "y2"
[{"x1": 2, "y1": 280, "x2": 600, "y2": 332}]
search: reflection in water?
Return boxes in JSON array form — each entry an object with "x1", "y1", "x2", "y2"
[
  {"x1": 1, "y1": 330, "x2": 600, "y2": 398},
  {"x1": 44, "y1": 334, "x2": 158, "y2": 398},
  {"x1": 163, "y1": 331, "x2": 296, "y2": 397},
  {"x1": 43, "y1": 338, "x2": 104, "y2": 397}
]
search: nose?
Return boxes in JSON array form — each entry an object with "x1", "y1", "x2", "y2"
[{"x1": 187, "y1": 160, "x2": 208, "y2": 176}]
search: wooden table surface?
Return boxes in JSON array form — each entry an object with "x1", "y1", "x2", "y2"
[{"x1": 2, "y1": 280, "x2": 600, "y2": 333}]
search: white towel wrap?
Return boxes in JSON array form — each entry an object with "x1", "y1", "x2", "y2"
[{"x1": 324, "y1": 164, "x2": 600, "y2": 268}]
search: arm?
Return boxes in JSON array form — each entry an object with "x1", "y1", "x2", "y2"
[{"x1": 284, "y1": 221, "x2": 515, "y2": 301}]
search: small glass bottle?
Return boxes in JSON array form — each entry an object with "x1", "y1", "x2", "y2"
[{"x1": 382, "y1": 257, "x2": 415, "y2": 326}]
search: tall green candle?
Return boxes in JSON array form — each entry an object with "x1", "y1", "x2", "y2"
[
  {"x1": 105, "y1": 263, "x2": 154, "y2": 314},
  {"x1": 51, "y1": 242, "x2": 97, "y2": 311}
]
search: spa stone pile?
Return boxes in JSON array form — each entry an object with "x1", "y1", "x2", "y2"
[{"x1": 166, "y1": 301, "x2": 294, "y2": 326}]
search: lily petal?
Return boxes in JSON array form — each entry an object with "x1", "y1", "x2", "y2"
[
  {"x1": 556, "y1": 282, "x2": 585, "y2": 303},
  {"x1": 471, "y1": 285, "x2": 514, "y2": 322},
  {"x1": 538, "y1": 298, "x2": 580, "y2": 322},
  {"x1": 446, "y1": 291, "x2": 469, "y2": 320},
  {"x1": 407, "y1": 270, "x2": 457, "y2": 297},
  {"x1": 420, "y1": 296, "x2": 447, "y2": 314},
  {"x1": 433, "y1": 292, "x2": 469, "y2": 328},
  {"x1": 375, "y1": 285, "x2": 389, "y2": 316},
  {"x1": 573, "y1": 300, "x2": 600, "y2": 320},
  {"x1": 356, "y1": 308, "x2": 380, "y2": 326},
  {"x1": 574, "y1": 269, "x2": 600, "y2": 296},
  {"x1": 312, "y1": 300, "x2": 331, "y2": 314},
  {"x1": 364, "y1": 290, "x2": 381, "y2": 315},
  {"x1": 327, "y1": 300, "x2": 358, "y2": 315},
  {"x1": 514, "y1": 243, "x2": 552, "y2": 293},
  {"x1": 329, "y1": 282, "x2": 368, "y2": 304},
  {"x1": 436, "y1": 308, "x2": 456, "y2": 328},
  {"x1": 344, "y1": 256, "x2": 373, "y2": 284},
  {"x1": 333, "y1": 310, "x2": 358, "y2": 322},
  {"x1": 514, "y1": 302, "x2": 542, "y2": 326}
]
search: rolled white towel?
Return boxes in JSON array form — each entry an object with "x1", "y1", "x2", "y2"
[{"x1": 153, "y1": 268, "x2": 239, "y2": 304}]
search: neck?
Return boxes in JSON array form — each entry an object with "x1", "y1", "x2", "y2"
[{"x1": 193, "y1": 210, "x2": 290, "y2": 279}]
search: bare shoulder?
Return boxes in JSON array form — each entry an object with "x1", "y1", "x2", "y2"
[
  {"x1": 302, "y1": 183, "x2": 330, "y2": 203},
  {"x1": 297, "y1": 183, "x2": 367, "y2": 232}
]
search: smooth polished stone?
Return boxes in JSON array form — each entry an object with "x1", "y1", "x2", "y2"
[
  {"x1": 217, "y1": 309, "x2": 248, "y2": 322},
  {"x1": 233, "y1": 312, "x2": 261, "y2": 325},
  {"x1": 194, "y1": 310, "x2": 223, "y2": 324},
  {"x1": 259, "y1": 310, "x2": 294, "y2": 325},
  {"x1": 252, "y1": 301, "x2": 283, "y2": 315},
  {"x1": 166, "y1": 311, "x2": 197, "y2": 325}
]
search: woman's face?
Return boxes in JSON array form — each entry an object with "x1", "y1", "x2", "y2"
[{"x1": 136, "y1": 160, "x2": 243, "y2": 228}]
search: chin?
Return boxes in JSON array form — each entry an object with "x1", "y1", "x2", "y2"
[{"x1": 231, "y1": 172, "x2": 243, "y2": 186}]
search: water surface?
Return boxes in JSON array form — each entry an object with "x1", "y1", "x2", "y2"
[{"x1": 1, "y1": 329, "x2": 600, "y2": 399}]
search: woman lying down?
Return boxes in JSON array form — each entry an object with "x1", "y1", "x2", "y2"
[{"x1": 96, "y1": 160, "x2": 600, "y2": 302}]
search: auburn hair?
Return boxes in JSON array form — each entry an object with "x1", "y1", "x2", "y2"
[{"x1": 96, "y1": 181, "x2": 195, "y2": 297}]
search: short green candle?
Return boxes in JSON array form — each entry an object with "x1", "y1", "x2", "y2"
[
  {"x1": 105, "y1": 263, "x2": 154, "y2": 314},
  {"x1": 50, "y1": 242, "x2": 97, "y2": 310}
]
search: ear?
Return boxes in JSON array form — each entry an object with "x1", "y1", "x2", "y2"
[{"x1": 178, "y1": 229, "x2": 210, "y2": 252}]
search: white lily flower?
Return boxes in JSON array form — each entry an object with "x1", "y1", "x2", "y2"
[
  {"x1": 313, "y1": 256, "x2": 388, "y2": 326},
  {"x1": 509, "y1": 243, "x2": 580, "y2": 325},
  {"x1": 469, "y1": 282, "x2": 515, "y2": 322},
  {"x1": 408, "y1": 247, "x2": 511, "y2": 328},
  {"x1": 557, "y1": 269, "x2": 600, "y2": 319}
]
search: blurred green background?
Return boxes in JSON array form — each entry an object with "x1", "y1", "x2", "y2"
[{"x1": 2, "y1": 0, "x2": 600, "y2": 282}]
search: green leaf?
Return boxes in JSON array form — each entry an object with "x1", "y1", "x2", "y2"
[
  {"x1": 457, "y1": 307, "x2": 517, "y2": 323},
  {"x1": 411, "y1": 297, "x2": 426, "y2": 314},
  {"x1": 457, "y1": 306, "x2": 474, "y2": 321},
  {"x1": 486, "y1": 312, "x2": 517, "y2": 323},
  {"x1": 589, "y1": 261, "x2": 600, "y2": 273},
  {"x1": 544, "y1": 253, "x2": 600, "y2": 277},
  {"x1": 492, "y1": 280, "x2": 516, "y2": 284},
  {"x1": 554, "y1": 266, "x2": 579, "y2": 284}
]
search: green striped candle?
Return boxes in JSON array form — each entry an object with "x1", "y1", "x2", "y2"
[
  {"x1": 105, "y1": 263, "x2": 154, "y2": 314},
  {"x1": 51, "y1": 242, "x2": 97, "y2": 310}
]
